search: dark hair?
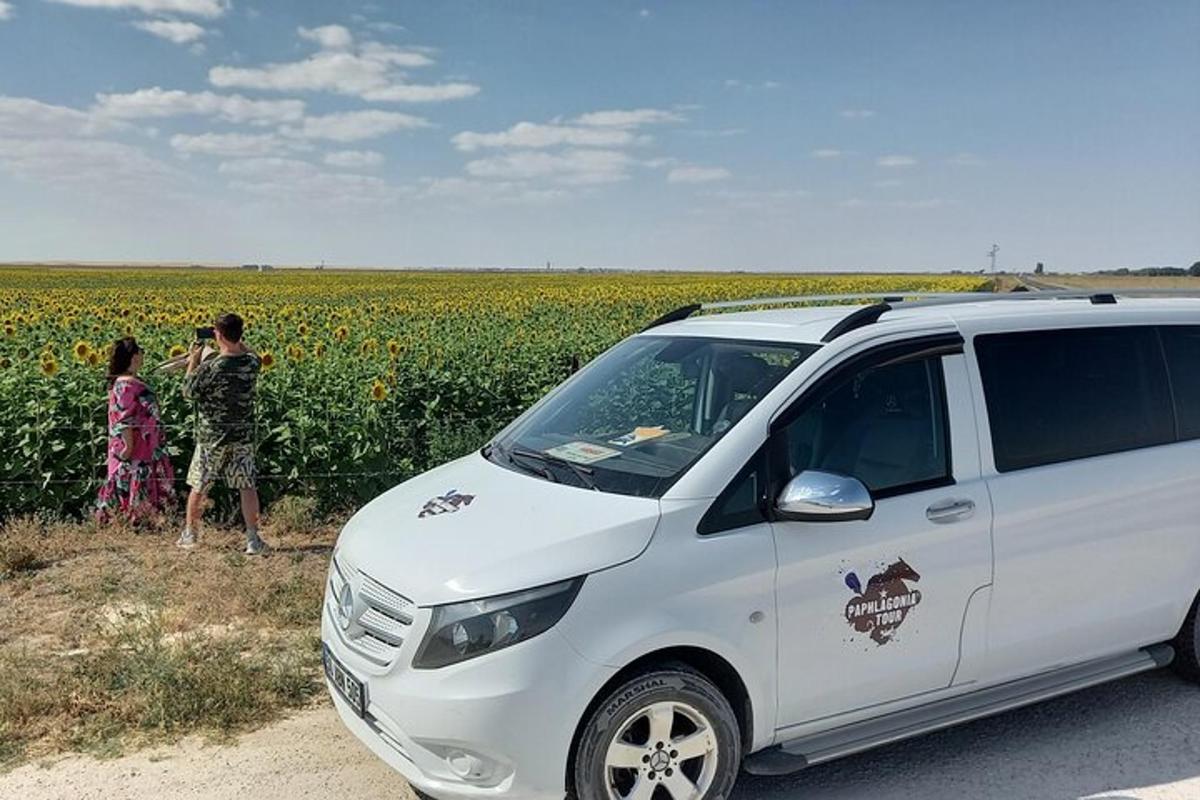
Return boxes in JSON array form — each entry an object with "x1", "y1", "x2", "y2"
[
  {"x1": 215, "y1": 312, "x2": 244, "y2": 343},
  {"x1": 107, "y1": 337, "x2": 141, "y2": 387}
]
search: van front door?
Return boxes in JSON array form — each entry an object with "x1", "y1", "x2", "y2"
[{"x1": 769, "y1": 340, "x2": 993, "y2": 729}]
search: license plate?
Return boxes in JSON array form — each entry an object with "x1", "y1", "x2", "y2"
[{"x1": 322, "y1": 642, "x2": 367, "y2": 718}]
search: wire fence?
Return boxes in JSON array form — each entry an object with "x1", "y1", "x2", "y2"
[{"x1": 2, "y1": 402, "x2": 513, "y2": 518}]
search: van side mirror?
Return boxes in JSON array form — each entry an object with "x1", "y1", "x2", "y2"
[{"x1": 775, "y1": 470, "x2": 874, "y2": 522}]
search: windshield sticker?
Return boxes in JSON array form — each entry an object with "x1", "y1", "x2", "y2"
[
  {"x1": 608, "y1": 426, "x2": 670, "y2": 447},
  {"x1": 418, "y1": 488, "x2": 475, "y2": 519},
  {"x1": 843, "y1": 559, "x2": 922, "y2": 646},
  {"x1": 544, "y1": 441, "x2": 621, "y2": 464}
]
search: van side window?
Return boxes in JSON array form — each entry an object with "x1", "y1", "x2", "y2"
[
  {"x1": 975, "y1": 327, "x2": 1174, "y2": 472},
  {"x1": 1161, "y1": 326, "x2": 1200, "y2": 440},
  {"x1": 779, "y1": 356, "x2": 951, "y2": 496},
  {"x1": 697, "y1": 447, "x2": 767, "y2": 535}
]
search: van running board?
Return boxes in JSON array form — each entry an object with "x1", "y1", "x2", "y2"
[{"x1": 743, "y1": 644, "x2": 1174, "y2": 776}]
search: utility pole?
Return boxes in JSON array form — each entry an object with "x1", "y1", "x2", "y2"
[{"x1": 987, "y1": 244, "x2": 1000, "y2": 273}]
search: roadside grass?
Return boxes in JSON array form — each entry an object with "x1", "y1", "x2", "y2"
[
  {"x1": 1048, "y1": 274, "x2": 1200, "y2": 290},
  {"x1": 0, "y1": 508, "x2": 340, "y2": 771}
]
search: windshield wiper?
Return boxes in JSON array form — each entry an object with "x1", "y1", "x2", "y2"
[
  {"x1": 492, "y1": 443, "x2": 557, "y2": 483},
  {"x1": 509, "y1": 444, "x2": 598, "y2": 490}
]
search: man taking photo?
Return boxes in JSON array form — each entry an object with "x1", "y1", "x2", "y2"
[{"x1": 178, "y1": 312, "x2": 267, "y2": 554}]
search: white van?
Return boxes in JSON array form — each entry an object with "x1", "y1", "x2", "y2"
[{"x1": 322, "y1": 292, "x2": 1200, "y2": 800}]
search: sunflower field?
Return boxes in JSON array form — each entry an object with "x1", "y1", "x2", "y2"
[{"x1": 0, "y1": 267, "x2": 990, "y2": 518}]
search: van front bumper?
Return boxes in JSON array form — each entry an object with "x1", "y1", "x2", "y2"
[{"x1": 322, "y1": 611, "x2": 615, "y2": 800}]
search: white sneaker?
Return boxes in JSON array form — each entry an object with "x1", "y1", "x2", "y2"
[
  {"x1": 176, "y1": 529, "x2": 196, "y2": 549},
  {"x1": 245, "y1": 535, "x2": 268, "y2": 556}
]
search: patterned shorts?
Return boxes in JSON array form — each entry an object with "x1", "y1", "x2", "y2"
[{"x1": 187, "y1": 442, "x2": 257, "y2": 492}]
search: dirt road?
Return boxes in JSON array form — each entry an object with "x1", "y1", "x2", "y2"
[{"x1": 3, "y1": 670, "x2": 1198, "y2": 800}]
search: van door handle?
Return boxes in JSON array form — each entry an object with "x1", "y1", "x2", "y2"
[{"x1": 926, "y1": 498, "x2": 976, "y2": 524}]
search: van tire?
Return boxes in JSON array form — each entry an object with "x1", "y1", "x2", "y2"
[
  {"x1": 573, "y1": 663, "x2": 741, "y2": 800},
  {"x1": 1173, "y1": 593, "x2": 1200, "y2": 682}
]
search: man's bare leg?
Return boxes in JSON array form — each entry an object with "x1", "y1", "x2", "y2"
[
  {"x1": 241, "y1": 487, "x2": 266, "y2": 554},
  {"x1": 178, "y1": 488, "x2": 205, "y2": 548}
]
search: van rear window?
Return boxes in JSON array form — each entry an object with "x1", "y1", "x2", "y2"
[{"x1": 975, "y1": 326, "x2": 1175, "y2": 472}]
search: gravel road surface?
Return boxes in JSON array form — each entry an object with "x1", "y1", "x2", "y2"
[{"x1": 3, "y1": 670, "x2": 1198, "y2": 800}]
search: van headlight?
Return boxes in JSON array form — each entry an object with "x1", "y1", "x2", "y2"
[{"x1": 413, "y1": 577, "x2": 584, "y2": 669}]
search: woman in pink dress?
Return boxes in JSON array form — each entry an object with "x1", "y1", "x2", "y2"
[{"x1": 96, "y1": 337, "x2": 176, "y2": 523}]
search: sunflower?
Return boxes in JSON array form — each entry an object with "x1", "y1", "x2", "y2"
[
  {"x1": 3, "y1": 323, "x2": 13, "y2": 336},
  {"x1": 72, "y1": 340, "x2": 92, "y2": 362},
  {"x1": 359, "y1": 338, "x2": 377, "y2": 356},
  {"x1": 297, "y1": 322, "x2": 310, "y2": 337},
  {"x1": 313, "y1": 341, "x2": 326, "y2": 359},
  {"x1": 287, "y1": 344, "x2": 304, "y2": 362},
  {"x1": 260, "y1": 351, "x2": 276, "y2": 371},
  {"x1": 0, "y1": 356, "x2": 10, "y2": 369},
  {"x1": 86, "y1": 351, "x2": 101, "y2": 367},
  {"x1": 370, "y1": 379, "x2": 388, "y2": 402},
  {"x1": 169, "y1": 344, "x2": 186, "y2": 358},
  {"x1": 40, "y1": 357, "x2": 59, "y2": 376},
  {"x1": 386, "y1": 339, "x2": 401, "y2": 357},
  {"x1": 334, "y1": 325, "x2": 349, "y2": 342}
]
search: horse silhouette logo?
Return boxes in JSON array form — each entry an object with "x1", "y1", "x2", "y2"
[
  {"x1": 843, "y1": 558, "x2": 923, "y2": 646},
  {"x1": 418, "y1": 489, "x2": 475, "y2": 519}
]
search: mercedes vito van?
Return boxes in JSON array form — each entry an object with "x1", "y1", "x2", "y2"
[{"x1": 322, "y1": 291, "x2": 1200, "y2": 800}]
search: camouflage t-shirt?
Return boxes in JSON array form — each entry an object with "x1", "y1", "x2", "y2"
[{"x1": 182, "y1": 351, "x2": 261, "y2": 447}]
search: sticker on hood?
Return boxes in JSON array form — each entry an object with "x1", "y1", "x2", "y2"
[
  {"x1": 843, "y1": 558, "x2": 922, "y2": 646},
  {"x1": 418, "y1": 488, "x2": 475, "y2": 519}
]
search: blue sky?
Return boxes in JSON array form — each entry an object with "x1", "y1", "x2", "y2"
[{"x1": 0, "y1": 0, "x2": 1196, "y2": 270}]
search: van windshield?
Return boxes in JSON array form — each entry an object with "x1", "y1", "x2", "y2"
[{"x1": 485, "y1": 336, "x2": 817, "y2": 498}]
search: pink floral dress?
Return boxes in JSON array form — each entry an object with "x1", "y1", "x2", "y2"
[{"x1": 96, "y1": 376, "x2": 176, "y2": 522}]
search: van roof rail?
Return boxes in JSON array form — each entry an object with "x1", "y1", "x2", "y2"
[{"x1": 642, "y1": 287, "x2": 1200, "y2": 336}]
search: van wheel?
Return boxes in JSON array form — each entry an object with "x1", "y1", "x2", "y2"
[
  {"x1": 1173, "y1": 593, "x2": 1200, "y2": 682},
  {"x1": 573, "y1": 664, "x2": 741, "y2": 800}
]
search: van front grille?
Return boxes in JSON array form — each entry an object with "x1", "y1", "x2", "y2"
[{"x1": 328, "y1": 557, "x2": 415, "y2": 666}]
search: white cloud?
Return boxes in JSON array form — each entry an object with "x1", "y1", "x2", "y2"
[
  {"x1": 876, "y1": 154, "x2": 917, "y2": 168},
  {"x1": 0, "y1": 95, "x2": 115, "y2": 137},
  {"x1": 810, "y1": 148, "x2": 842, "y2": 159},
  {"x1": 667, "y1": 165, "x2": 731, "y2": 184},
  {"x1": 367, "y1": 20, "x2": 406, "y2": 35},
  {"x1": 638, "y1": 8, "x2": 651, "y2": 18},
  {"x1": 452, "y1": 122, "x2": 635, "y2": 152},
  {"x1": 93, "y1": 88, "x2": 305, "y2": 125},
  {"x1": 573, "y1": 108, "x2": 684, "y2": 128},
  {"x1": 0, "y1": 2, "x2": 14, "y2": 20},
  {"x1": 705, "y1": 187, "x2": 810, "y2": 210},
  {"x1": 218, "y1": 157, "x2": 403, "y2": 204},
  {"x1": 298, "y1": 24, "x2": 353, "y2": 50},
  {"x1": 688, "y1": 127, "x2": 746, "y2": 138},
  {"x1": 359, "y1": 82, "x2": 480, "y2": 102},
  {"x1": 132, "y1": 18, "x2": 206, "y2": 44},
  {"x1": 420, "y1": 176, "x2": 566, "y2": 204},
  {"x1": 281, "y1": 109, "x2": 428, "y2": 142},
  {"x1": 0, "y1": 137, "x2": 181, "y2": 189},
  {"x1": 209, "y1": 27, "x2": 479, "y2": 103},
  {"x1": 947, "y1": 152, "x2": 986, "y2": 166},
  {"x1": 45, "y1": 0, "x2": 226, "y2": 18},
  {"x1": 724, "y1": 79, "x2": 781, "y2": 91},
  {"x1": 464, "y1": 149, "x2": 633, "y2": 185},
  {"x1": 323, "y1": 149, "x2": 384, "y2": 169},
  {"x1": 170, "y1": 132, "x2": 305, "y2": 158},
  {"x1": 891, "y1": 198, "x2": 945, "y2": 209},
  {"x1": 839, "y1": 109, "x2": 876, "y2": 119},
  {"x1": 839, "y1": 197, "x2": 866, "y2": 208}
]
